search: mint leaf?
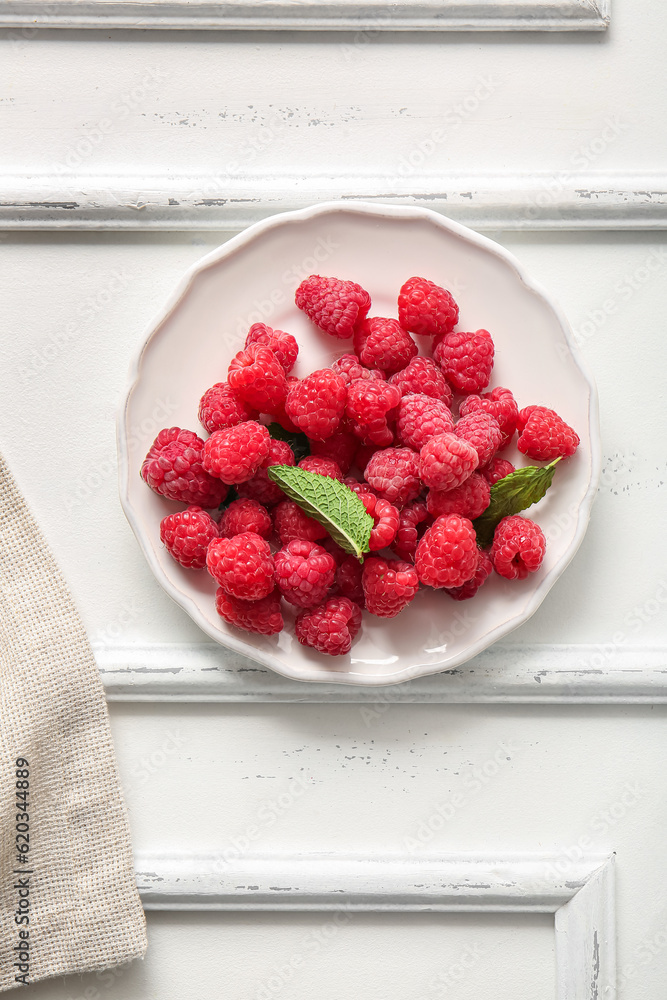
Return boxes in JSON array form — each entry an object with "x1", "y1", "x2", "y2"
[
  {"x1": 267, "y1": 465, "x2": 373, "y2": 560},
  {"x1": 473, "y1": 457, "x2": 562, "y2": 548},
  {"x1": 266, "y1": 423, "x2": 310, "y2": 462}
]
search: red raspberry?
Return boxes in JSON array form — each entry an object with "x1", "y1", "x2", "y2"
[
  {"x1": 353, "y1": 444, "x2": 380, "y2": 474},
  {"x1": 331, "y1": 353, "x2": 385, "y2": 385},
  {"x1": 275, "y1": 539, "x2": 336, "y2": 608},
  {"x1": 364, "y1": 447, "x2": 421, "y2": 507},
  {"x1": 295, "y1": 275, "x2": 371, "y2": 339},
  {"x1": 391, "y1": 500, "x2": 430, "y2": 562},
  {"x1": 274, "y1": 500, "x2": 328, "y2": 544},
  {"x1": 446, "y1": 549, "x2": 493, "y2": 600},
  {"x1": 335, "y1": 555, "x2": 365, "y2": 604},
  {"x1": 517, "y1": 406, "x2": 580, "y2": 461},
  {"x1": 415, "y1": 514, "x2": 478, "y2": 589},
  {"x1": 201, "y1": 421, "x2": 270, "y2": 485},
  {"x1": 245, "y1": 323, "x2": 298, "y2": 374},
  {"x1": 270, "y1": 375, "x2": 302, "y2": 435},
  {"x1": 358, "y1": 492, "x2": 400, "y2": 550},
  {"x1": 218, "y1": 498, "x2": 272, "y2": 539},
  {"x1": 396, "y1": 394, "x2": 454, "y2": 451},
  {"x1": 483, "y1": 457, "x2": 515, "y2": 485},
  {"x1": 398, "y1": 277, "x2": 459, "y2": 338},
  {"x1": 459, "y1": 387, "x2": 519, "y2": 449},
  {"x1": 362, "y1": 556, "x2": 419, "y2": 618},
  {"x1": 228, "y1": 343, "x2": 287, "y2": 414},
  {"x1": 198, "y1": 381, "x2": 258, "y2": 434},
  {"x1": 310, "y1": 430, "x2": 358, "y2": 475},
  {"x1": 236, "y1": 439, "x2": 295, "y2": 505},
  {"x1": 434, "y1": 329, "x2": 494, "y2": 394},
  {"x1": 159, "y1": 506, "x2": 219, "y2": 569},
  {"x1": 141, "y1": 427, "x2": 227, "y2": 507},
  {"x1": 490, "y1": 515, "x2": 546, "y2": 580},
  {"x1": 285, "y1": 369, "x2": 347, "y2": 442},
  {"x1": 419, "y1": 433, "x2": 478, "y2": 491},
  {"x1": 216, "y1": 588, "x2": 283, "y2": 636},
  {"x1": 346, "y1": 380, "x2": 401, "y2": 446},
  {"x1": 426, "y1": 473, "x2": 490, "y2": 520},
  {"x1": 344, "y1": 478, "x2": 378, "y2": 499},
  {"x1": 298, "y1": 456, "x2": 343, "y2": 480},
  {"x1": 206, "y1": 531, "x2": 274, "y2": 600},
  {"x1": 320, "y1": 536, "x2": 348, "y2": 566},
  {"x1": 295, "y1": 596, "x2": 362, "y2": 656},
  {"x1": 455, "y1": 411, "x2": 503, "y2": 467},
  {"x1": 389, "y1": 356, "x2": 452, "y2": 407},
  {"x1": 353, "y1": 317, "x2": 418, "y2": 375}
]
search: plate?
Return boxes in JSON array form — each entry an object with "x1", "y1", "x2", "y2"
[{"x1": 118, "y1": 201, "x2": 600, "y2": 686}]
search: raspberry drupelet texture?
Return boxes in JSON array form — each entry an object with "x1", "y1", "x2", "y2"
[
  {"x1": 346, "y1": 379, "x2": 401, "y2": 447},
  {"x1": 216, "y1": 588, "x2": 284, "y2": 636},
  {"x1": 228, "y1": 343, "x2": 287, "y2": 414},
  {"x1": 270, "y1": 375, "x2": 302, "y2": 434},
  {"x1": 201, "y1": 421, "x2": 271, "y2": 485},
  {"x1": 396, "y1": 394, "x2": 454, "y2": 452},
  {"x1": 141, "y1": 427, "x2": 227, "y2": 507},
  {"x1": 310, "y1": 430, "x2": 358, "y2": 475},
  {"x1": 454, "y1": 411, "x2": 503, "y2": 468},
  {"x1": 358, "y1": 491, "x2": 401, "y2": 550},
  {"x1": 490, "y1": 515, "x2": 546, "y2": 580},
  {"x1": 344, "y1": 477, "x2": 378, "y2": 498},
  {"x1": 295, "y1": 275, "x2": 371, "y2": 339},
  {"x1": 275, "y1": 539, "x2": 337, "y2": 609},
  {"x1": 434, "y1": 328, "x2": 495, "y2": 394},
  {"x1": 159, "y1": 506, "x2": 219, "y2": 569},
  {"x1": 295, "y1": 596, "x2": 362, "y2": 656},
  {"x1": 298, "y1": 455, "x2": 343, "y2": 480},
  {"x1": 236, "y1": 439, "x2": 295, "y2": 505},
  {"x1": 415, "y1": 514, "x2": 478, "y2": 589},
  {"x1": 353, "y1": 317, "x2": 418, "y2": 375},
  {"x1": 206, "y1": 531, "x2": 275, "y2": 600},
  {"x1": 516, "y1": 406, "x2": 580, "y2": 461},
  {"x1": 364, "y1": 447, "x2": 421, "y2": 507},
  {"x1": 245, "y1": 322, "x2": 299, "y2": 374},
  {"x1": 459, "y1": 387, "x2": 519, "y2": 449},
  {"x1": 482, "y1": 457, "x2": 515, "y2": 485},
  {"x1": 335, "y1": 555, "x2": 365, "y2": 604},
  {"x1": 398, "y1": 277, "x2": 459, "y2": 338},
  {"x1": 419, "y1": 432, "x2": 478, "y2": 491},
  {"x1": 218, "y1": 498, "x2": 273, "y2": 539},
  {"x1": 274, "y1": 500, "x2": 328, "y2": 544},
  {"x1": 285, "y1": 368, "x2": 347, "y2": 441},
  {"x1": 446, "y1": 548, "x2": 493, "y2": 600},
  {"x1": 198, "y1": 381, "x2": 258, "y2": 435},
  {"x1": 389, "y1": 356, "x2": 453, "y2": 407},
  {"x1": 362, "y1": 556, "x2": 420, "y2": 618},
  {"x1": 426, "y1": 473, "x2": 490, "y2": 520},
  {"x1": 391, "y1": 500, "x2": 430, "y2": 562},
  {"x1": 331, "y1": 353, "x2": 385, "y2": 385}
]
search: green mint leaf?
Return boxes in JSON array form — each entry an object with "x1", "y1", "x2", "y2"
[
  {"x1": 218, "y1": 486, "x2": 239, "y2": 511},
  {"x1": 267, "y1": 465, "x2": 373, "y2": 560},
  {"x1": 473, "y1": 457, "x2": 562, "y2": 548},
  {"x1": 266, "y1": 423, "x2": 311, "y2": 462}
]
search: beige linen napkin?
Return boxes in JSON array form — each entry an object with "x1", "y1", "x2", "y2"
[{"x1": 0, "y1": 454, "x2": 147, "y2": 990}]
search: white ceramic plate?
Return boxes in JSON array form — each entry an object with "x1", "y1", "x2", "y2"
[{"x1": 118, "y1": 202, "x2": 600, "y2": 687}]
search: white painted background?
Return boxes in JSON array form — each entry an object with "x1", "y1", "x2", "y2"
[{"x1": 1, "y1": 1, "x2": 667, "y2": 996}]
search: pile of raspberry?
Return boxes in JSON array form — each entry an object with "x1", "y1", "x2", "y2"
[{"x1": 142, "y1": 274, "x2": 580, "y2": 657}]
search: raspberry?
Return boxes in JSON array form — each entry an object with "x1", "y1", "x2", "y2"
[
  {"x1": 236, "y1": 439, "x2": 295, "y2": 505},
  {"x1": 298, "y1": 456, "x2": 343, "y2": 480},
  {"x1": 415, "y1": 514, "x2": 478, "y2": 589},
  {"x1": 335, "y1": 555, "x2": 364, "y2": 604},
  {"x1": 362, "y1": 557, "x2": 419, "y2": 618},
  {"x1": 331, "y1": 353, "x2": 385, "y2": 385},
  {"x1": 396, "y1": 394, "x2": 454, "y2": 452},
  {"x1": 198, "y1": 382, "x2": 258, "y2": 434},
  {"x1": 483, "y1": 458, "x2": 515, "y2": 485},
  {"x1": 159, "y1": 506, "x2": 219, "y2": 569},
  {"x1": 389, "y1": 356, "x2": 452, "y2": 407},
  {"x1": 228, "y1": 343, "x2": 287, "y2": 414},
  {"x1": 426, "y1": 473, "x2": 490, "y2": 520},
  {"x1": 275, "y1": 539, "x2": 336, "y2": 608},
  {"x1": 446, "y1": 549, "x2": 493, "y2": 600},
  {"x1": 216, "y1": 588, "x2": 284, "y2": 636},
  {"x1": 274, "y1": 500, "x2": 328, "y2": 544},
  {"x1": 320, "y1": 535, "x2": 348, "y2": 566},
  {"x1": 459, "y1": 387, "x2": 519, "y2": 449},
  {"x1": 201, "y1": 421, "x2": 270, "y2": 485},
  {"x1": 245, "y1": 323, "x2": 298, "y2": 374},
  {"x1": 141, "y1": 427, "x2": 227, "y2": 507},
  {"x1": 218, "y1": 498, "x2": 272, "y2": 539},
  {"x1": 206, "y1": 531, "x2": 275, "y2": 600},
  {"x1": 419, "y1": 433, "x2": 478, "y2": 491},
  {"x1": 516, "y1": 406, "x2": 580, "y2": 461},
  {"x1": 454, "y1": 411, "x2": 503, "y2": 467},
  {"x1": 358, "y1": 492, "x2": 400, "y2": 550},
  {"x1": 285, "y1": 369, "x2": 347, "y2": 441},
  {"x1": 295, "y1": 275, "x2": 371, "y2": 339},
  {"x1": 353, "y1": 444, "x2": 380, "y2": 474},
  {"x1": 344, "y1": 478, "x2": 378, "y2": 499},
  {"x1": 398, "y1": 277, "x2": 459, "y2": 338},
  {"x1": 346, "y1": 379, "x2": 401, "y2": 446},
  {"x1": 490, "y1": 515, "x2": 546, "y2": 580},
  {"x1": 391, "y1": 500, "x2": 430, "y2": 562},
  {"x1": 310, "y1": 430, "x2": 358, "y2": 475},
  {"x1": 295, "y1": 596, "x2": 362, "y2": 656},
  {"x1": 434, "y1": 329, "x2": 494, "y2": 394},
  {"x1": 353, "y1": 317, "x2": 418, "y2": 375},
  {"x1": 270, "y1": 376, "x2": 302, "y2": 435},
  {"x1": 364, "y1": 447, "x2": 421, "y2": 507}
]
